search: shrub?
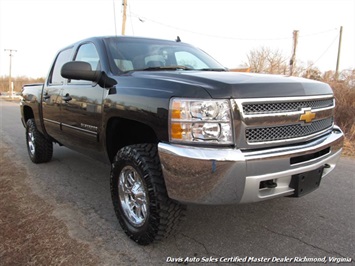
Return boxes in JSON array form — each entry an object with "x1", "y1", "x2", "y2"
[{"x1": 331, "y1": 80, "x2": 355, "y2": 157}]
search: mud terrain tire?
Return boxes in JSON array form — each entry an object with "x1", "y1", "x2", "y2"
[
  {"x1": 26, "y1": 119, "x2": 53, "y2": 163},
  {"x1": 110, "y1": 144, "x2": 185, "y2": 245}
]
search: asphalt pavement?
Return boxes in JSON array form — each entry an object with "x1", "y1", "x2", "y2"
[{"x1": 0, "y1": 98, "x2": 354, "y2": 265}]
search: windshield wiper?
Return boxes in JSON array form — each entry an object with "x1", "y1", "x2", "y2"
[
  {"x1": 198, "y1": 68, "x2": 227, "y2": 72},
  {"x1": 140, "y1": 65, "x2": 193, "y2": 71}
]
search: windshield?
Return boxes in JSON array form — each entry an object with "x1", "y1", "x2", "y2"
[{"x1": 104, "y1": 37, "x2": 226, "y2": 74}]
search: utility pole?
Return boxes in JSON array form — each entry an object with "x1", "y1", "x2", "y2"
[
  {"x1": 335, "y1": 26, "x2": 343, "y2": 80},
  {"x1": 4, "y1": 49, "x2": 17, "y2": 99},
  {"x1": 289, "y1": 30, "x2": 299, "y2": 76},
  {"x1": 121, "y1": 0, "x2": 127, "y2": 35}
]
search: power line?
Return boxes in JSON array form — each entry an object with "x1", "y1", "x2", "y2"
[
  {"x1": 128, "y1": 0, "x2": 134, "y2": 35},
  {"x1": 123, "y1": 7, "x2": 343, "y2": 72},
  {"x1": 129, "y1": 12, "x2": 291, "y2": 41},
  {"x1": 112, "y1": 0, "x2": 117, "y2": 35},
  {"x1": 298, "y1": 28, "x2": 338, "y2": 38},
  {"x1": 129, "y1": 11, "x2": 338, "y2": 42},
  {"x1": 304, "y1": 32, "x2": 339, "y2": 71}
]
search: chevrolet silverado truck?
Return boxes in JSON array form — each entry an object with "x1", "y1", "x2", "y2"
[{"x1": 21, "y1": 36, "x2": 344, "y2": 245}]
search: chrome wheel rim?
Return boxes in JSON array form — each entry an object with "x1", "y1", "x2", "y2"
[
  {"x1": 28, "y1": 132, "x2": 35, "y2": 156},
  {"x1": 118, "y1": 166, "x2": 147, "y2": 227}
]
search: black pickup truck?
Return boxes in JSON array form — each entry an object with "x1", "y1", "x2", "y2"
[{"x1": 21, "y1": 36, "x2": 344, "y2": 245}]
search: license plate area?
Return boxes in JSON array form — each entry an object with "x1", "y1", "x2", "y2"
[{"x1": 289, "y1": 166, "x2": 324, "y2": 197}]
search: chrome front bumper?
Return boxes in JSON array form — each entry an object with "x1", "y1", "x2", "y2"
[{"x1": 158, "y1": 126, "x2": 344, "y2": 205}]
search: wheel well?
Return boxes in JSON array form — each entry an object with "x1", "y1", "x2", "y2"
[
  {"x1": 23, "y1": 106, "x2": 34, "y2": 123},
  {"x1": 106, "y1": 118, "x2": 158, "y2": 162}
]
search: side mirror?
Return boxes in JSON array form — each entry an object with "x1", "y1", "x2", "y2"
[{"x1": 61, "y1": 61, "x2": 101, "y2": 82}]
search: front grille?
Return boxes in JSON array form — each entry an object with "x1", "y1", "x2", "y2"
[
  {"x1": 245, "y1": 117, "x2": 333, "y2": 143},
  {"x1": 243, "y1": 98, "x2": 334, "y2": 115}
]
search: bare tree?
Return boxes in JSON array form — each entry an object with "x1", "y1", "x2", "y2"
[
  {"x1": 0, "y1": 76, "x2": 45, "y2": 93},
  {"x1": 339, "y1": 69, "x2": 355, "y2": 89},
  {"x1": 245, "y1": 47, "x2": 288, "y2": 74},
  {"x1": 322, "y1": 69, "x2": 355, "y2": 88},
  {"x1": 302, "y1": 62, "x2": 322, "y2": 81}
]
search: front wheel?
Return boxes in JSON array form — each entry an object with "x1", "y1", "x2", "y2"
[
  {"x1": 26, "y1": 119, "x2": 53, "y2": 163},
  {"x1": 110, "y1": 144, "x2": 185, "y2": 245}
]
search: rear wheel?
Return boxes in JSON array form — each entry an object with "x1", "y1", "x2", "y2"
[
  {"x1": 26, "y1": 119, "x2": 53, "y2": 163},
  {"x1": 110, "y1": 144, "x2": 185, "y2": 245}
]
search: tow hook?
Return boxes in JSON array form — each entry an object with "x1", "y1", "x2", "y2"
[{"x1": 260, "y1": 179, "x2": 277, "y2": 189}]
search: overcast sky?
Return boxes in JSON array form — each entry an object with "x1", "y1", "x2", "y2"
[{"x1": 0, "y1": 0, "x2": 354, "y2": 78}]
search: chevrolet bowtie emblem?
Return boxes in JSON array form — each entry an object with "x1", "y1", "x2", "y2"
[{"x1": 300, "y1": 110, "x2": 316, "y2": 123}]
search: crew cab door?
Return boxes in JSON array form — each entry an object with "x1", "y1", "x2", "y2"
[
  {"x1": 42, "y1": 47, "x2": 73, "y2": 142},
  {"x1": 59, "y1": 42, "x2": 105, "y2": 154}
]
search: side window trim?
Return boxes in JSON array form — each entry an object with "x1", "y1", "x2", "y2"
[
  {"x1": 48, "y1": 47, "x2": 74, "y2": 86},
  {"x1": 69, "y1": 42, "x2": 101, "y2": 85}
]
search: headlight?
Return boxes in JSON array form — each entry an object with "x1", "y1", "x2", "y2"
[{"x1": 169, "y1": 98, "x2": 233, "y2": 144}]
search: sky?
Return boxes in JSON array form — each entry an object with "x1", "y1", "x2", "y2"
[{"x1": 0, "y1": 0, "x2": 354, "y2": 78}]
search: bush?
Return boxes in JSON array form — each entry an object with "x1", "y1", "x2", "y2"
[{"x1": 331, "y1": 81, "x2": 355, "y2": 157}]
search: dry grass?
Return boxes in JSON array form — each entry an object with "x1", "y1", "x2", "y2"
[
  {"x1": 331, "y1": 81, "x2": 355, "y2": 157},
  {"x1": 0, "y1": 142, "x2": 98, "y2": 266}
]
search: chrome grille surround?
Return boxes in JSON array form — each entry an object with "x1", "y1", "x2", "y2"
[
  {"x1": 232, "y1": 95, "x2": 335, "y2": 149},
  {"x1": 243, "y1": 98, "x2": 334, "y2": 115}
]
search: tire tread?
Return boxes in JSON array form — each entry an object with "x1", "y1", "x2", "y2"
[
  {"x1": 111, "y1": 143, "x2": 185, "y2": 245},
  {"x1": 26, "y1": 119, "x2": 53, "y2": 164}
]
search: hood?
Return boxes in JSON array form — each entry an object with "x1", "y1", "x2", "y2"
[{"x1": 130, "y1": 71, "x2": 333, "y2": 98}]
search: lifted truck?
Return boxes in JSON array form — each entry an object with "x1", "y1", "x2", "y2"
[{"x1": 21, "y1": 36, "x2": 344, "y2": 245}]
